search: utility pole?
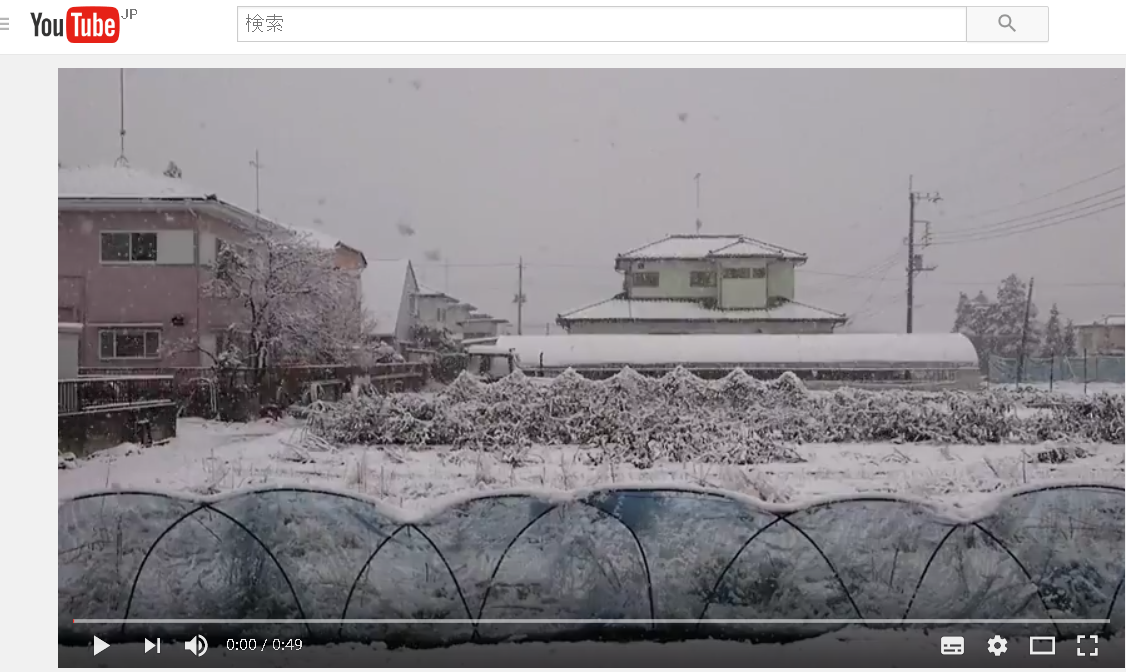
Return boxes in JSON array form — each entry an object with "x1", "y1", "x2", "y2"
[
  {"x1": 443, "y1": 259, "x2": 450, "y2": 293},
  {"x1": 249, "y1": 150, "x2": 264, "y2": 214},
  {"x1": 906, "y1": 176, "x2": 941, "y2": 333},
  {"x1": 1015, "y1": 277, "x2": 1036, "y2": 383},
  {"x1": 694, "y1": 172, "x2": 703, "y2": 233},
  {"x1": 513, "y1": 257, "x2": 526, "y2": 335}
]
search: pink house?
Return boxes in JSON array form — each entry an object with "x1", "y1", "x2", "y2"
[{"x1": 58, "y1": 166, "x2": 367, "y2": 369}]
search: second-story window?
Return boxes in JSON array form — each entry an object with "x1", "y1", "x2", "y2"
[
  {"x1": 752, "y1": 267, "x2": 767, "y2": 279},
  {"x1": 722, "y1": 267, "x2": 751, "y2": 280},
  {"x1": 631, "y1": 271, "x2": 660, "y2": 287},
  {"x1": 690, "y1": 271, "x2": 716, "y2": 287},
  {"x1": 101, "y1": 232, "x2": 158, "y2": 263}
]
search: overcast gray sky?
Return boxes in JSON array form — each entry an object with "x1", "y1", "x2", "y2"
[{"x1": 59, "y1": 68, "x2": 1124, "y2": 333}]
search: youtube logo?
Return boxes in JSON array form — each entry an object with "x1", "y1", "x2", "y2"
[{"x1": 30, "y1": 7, "x2": 120, "y2": 43}]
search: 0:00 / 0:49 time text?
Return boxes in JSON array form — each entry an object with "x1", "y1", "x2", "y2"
[{"x1": 225, "y1": 638, "x2": 303, "y2": 652}]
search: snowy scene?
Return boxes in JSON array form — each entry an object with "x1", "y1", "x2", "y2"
[{"x1": 58, "y1": 68, "x2": 1123, "y2": 662}]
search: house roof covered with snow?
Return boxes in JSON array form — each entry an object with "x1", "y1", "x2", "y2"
[
  {"x1": 59, "y1": 165, "x2": 213, "y2": 200},
  {"x1": 59, "y1": 165, "x2": 359, "y2": 256},
  {"x1": 487, "y1": 333, "x2": 980, "y2": 369},
  {"x1": 416, "y1": 284, "x2": 455, "y2": 300},
  {"x1": 362, "y1": 259, "x2": 416, "y2": 337},
  {"x1": 466, "y1": 313, "x2": 509, "y2": 324},
  {"x1": 617, "y1": 234, "x2": 807, "y2": 263},
  {"x1": 1079, "y1": 314, "x2": 1125, "y2": 327},
  {"x1": 557, "y1": 297, "x2": 845, "y2": 324}
]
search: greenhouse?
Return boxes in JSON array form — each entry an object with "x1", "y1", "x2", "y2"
[{"x1": 481, "y1": 333, "x2": 983, "y2": 387}]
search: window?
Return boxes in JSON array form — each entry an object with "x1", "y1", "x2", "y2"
[
  {"x1": 722, "y1": 267, "x2": 751, "y2": 280},
  {"x1": 690, "y1": 271, "x2": 716, "y2": 287},
  {"x1": 752, "y1": 267, "x2": 767, "y2": 279},
  {"x1": 631, "y1": 271, "x2": 659, "y2": 287},
  {"x1": 99, "y1": 328, "x2": 161, "y2": 359},
  {"x1": 100, "y1": 232, "x2": 158, "y2": 263}
]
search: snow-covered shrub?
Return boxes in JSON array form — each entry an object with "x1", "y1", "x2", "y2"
[{"x1": 307, "y1": 369, "x2": 1121, "y2": 463}]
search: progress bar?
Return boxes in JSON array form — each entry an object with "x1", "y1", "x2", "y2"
[{"x1": 72, "y1": 618, "x2": 1111, "y2": 624}]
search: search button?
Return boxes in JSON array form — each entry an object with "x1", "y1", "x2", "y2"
[{"x1": 967, "y1": 7, "x2": 1048, "y2": 41}]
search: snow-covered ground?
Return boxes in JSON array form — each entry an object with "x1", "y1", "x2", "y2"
[
  {"x1": 59, "y1": 418, "x2": 1125, "y2": 510},
  {"x1": 992, "y1": 382, "x2": 1124, "y2": 397}
]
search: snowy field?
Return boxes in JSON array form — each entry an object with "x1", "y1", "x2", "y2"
[
  {"x1": 992, "y1": 382, "x2": 1124, "y2": 397},
  {"x1": 58, "y1": 417, "x2": 1125, "y2": 509}
]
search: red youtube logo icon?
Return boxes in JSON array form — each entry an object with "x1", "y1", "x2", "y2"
[{"x1": 65, "y1": 6, "x2": 119, "y2": 43}]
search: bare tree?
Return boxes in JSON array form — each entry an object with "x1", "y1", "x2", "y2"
[{"x1": 206, "y1": 224, "x2": 365, "y2": 385}]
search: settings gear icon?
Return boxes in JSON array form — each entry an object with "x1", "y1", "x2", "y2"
[{"x1": 987, "y1": 635, "x2": 1008, "y2": 656}]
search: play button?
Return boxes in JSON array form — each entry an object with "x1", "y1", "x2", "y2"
[{"x1": 93, "y1": 636, "x2": 110, "y2": 656}]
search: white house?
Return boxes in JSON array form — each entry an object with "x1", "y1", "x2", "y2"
[
  {"x1": 1075, "y1": 314, "x2": 1125, "y2": 355},
  {"x1": 463, "y1": 312, "x2": 511, "y2": 340},
  {"x1": 415, "y1": 285, "x2": 457, "y2": 330},
  {"x1": 362, "y1": 259, "x2": 418, "y2": 344},
  {"x1": 556, "y1": 234, "x2": 846, "y2": 335}
]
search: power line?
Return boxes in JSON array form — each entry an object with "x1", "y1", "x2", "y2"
[
  {"x1": 848, "y1": 258, "x2": 899, "y2": 325},
  {"x1": 933, "y1": 186, "x2": 1125, "y2": 236},
  {"x1": 929, "y1": 198, "x2": 1124, "y2": 246},
  {"x1": 936, "y1": 164, "x2": 1124, "y2": 224}
]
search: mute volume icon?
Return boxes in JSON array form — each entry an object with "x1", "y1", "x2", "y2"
[{"x1": 185, "y1": 635, "x2": 208, "y2": 657}]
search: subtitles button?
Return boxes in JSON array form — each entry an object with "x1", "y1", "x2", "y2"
[{"x1": 940, "y1": 636, "x2": 965, "y2": 655}]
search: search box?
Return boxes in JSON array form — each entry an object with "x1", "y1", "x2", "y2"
[{"x1": 239, "y1": 6, "x2": 986, "y2": 42}]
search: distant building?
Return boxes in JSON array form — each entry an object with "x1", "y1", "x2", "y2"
[
  {"x1": 557, "y1": 233, "x2": 846, "y2": 335},
  {"x1": 58, "y1": 165, "x2": 366, "y2": 368},
  {"x1": 463, "y1": 312, "x2": 511, "y2": 340},
  {"x1": 1075, "y1": 314, "x2": 1125, "y2": 355},
  {"x1": 362, "y1": 259, "x2": 419, "y2": 345}
]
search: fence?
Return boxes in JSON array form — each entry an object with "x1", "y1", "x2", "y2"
[
  {"x1": 59, "y1": 483, "x2": 1124, "y2": 646},
  {"x1": 58, "y1": 375, "x2": 179, "y2": 455},
  {"x1": 76, "y1": 363, "x2": 427, "y2": 417},
  {"x1": 58, "y1": 375, "x2": 175, "y2": 416},
  {"x1": 988, "y1": 355, "x2": 1126, "y2": 386}
]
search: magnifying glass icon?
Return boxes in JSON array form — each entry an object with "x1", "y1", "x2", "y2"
[{"x1": 998, "y1": 14, "x2": 1016, "y2": 31}]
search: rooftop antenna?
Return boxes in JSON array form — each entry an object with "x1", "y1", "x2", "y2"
[
  {"x1": 694, "y1": 172, "x2": 703, "y2": 233},
  {"x1": 249, "y1": 149, "x2": 264, "y2": 214},
  {"x1": 113, "y1": 69, "x2": 129, "y2": 167}
]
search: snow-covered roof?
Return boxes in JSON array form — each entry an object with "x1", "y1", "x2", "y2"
[
  {"x1": 618, "y1": 234, "x2": 807, "y2": 262},
  {"x1": 558, "y1": 297, "x2": 845, "y2": 323},
  {"x1": 363, "y1": 259, "x2": 415, "y2": 337},
  {"x1": 59, "y1": 165, "x2": 212, "y2": 200},
  {"x1": 1080, "y1": 314, "x2": 1126, "y2": 327},
  {"x1": 487, "y1": 333, "x2": 980, "y2": 369},
  {"x1": 283, "y1": 224, "x2": 345, "y2": 252},
  {"x1": 59, "y1": 165, "x2": 357, "y2": 254},
  {"x1": 416, "y1": 284, "x2": 455, "y2": 299},
  {"x1": 466, "y1": 313, "x2": 509, "y2": 323}
]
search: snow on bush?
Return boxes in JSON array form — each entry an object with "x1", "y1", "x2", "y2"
[{"x1": 307, "y1": 368, "x2": 1125, "y2": 463}]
